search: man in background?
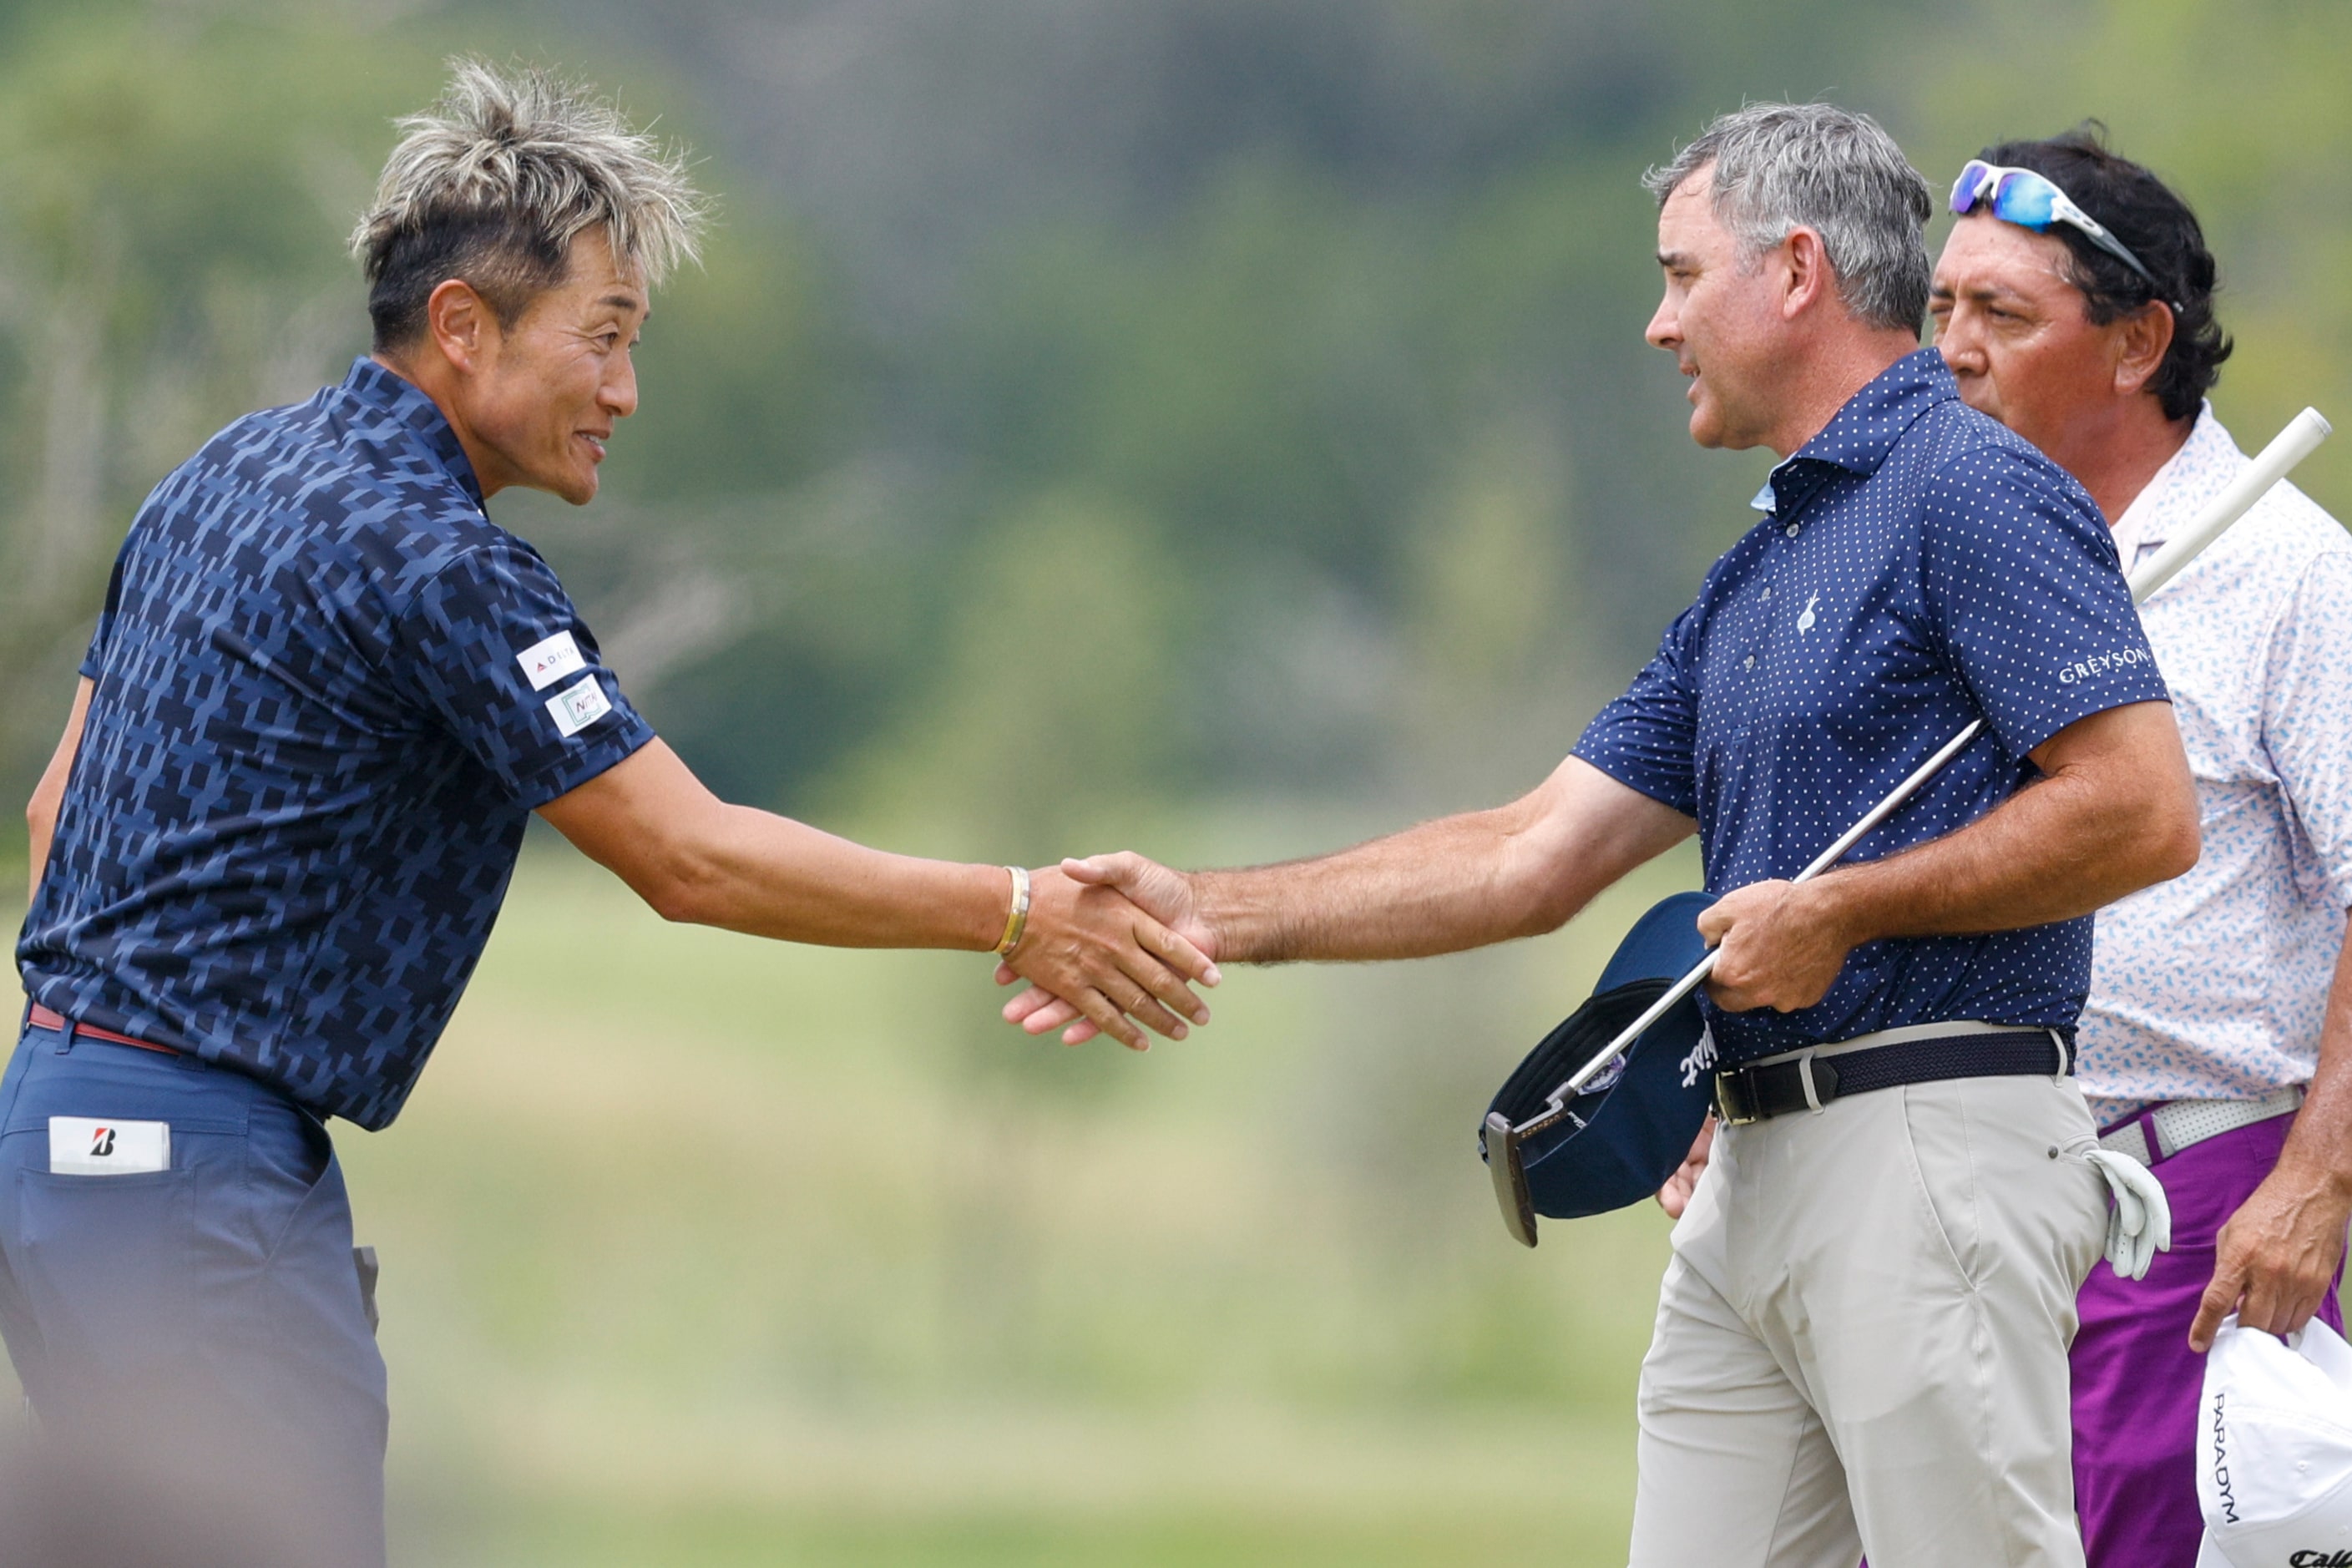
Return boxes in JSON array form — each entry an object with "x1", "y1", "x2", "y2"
[
  {"x1": 10, "y1": 62, "x2": 1211, "y2": 1566},
  {"x1": 1932, "y1": 127, "x2": 2352, "y2": 1567},
  {"x1": 1012, "y1": 104, "x2": 2199, "y2": 1566}
]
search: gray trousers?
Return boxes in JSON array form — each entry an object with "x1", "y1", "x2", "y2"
[{"x1": 1628, "y1": 1071, "x2": 2111, "y2": 1568}]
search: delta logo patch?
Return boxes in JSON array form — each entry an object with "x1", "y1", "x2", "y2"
[
  {"x1": 48, "y1": 1116, "x2": 169, "y2": 1176},
  {"x1": 515, "y1": 630, "x2": 589, "y2": 691}
]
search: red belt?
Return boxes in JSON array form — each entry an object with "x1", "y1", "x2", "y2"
[{"x1": 26, "y1": 1004, "x2": 180, "y2": 1056}]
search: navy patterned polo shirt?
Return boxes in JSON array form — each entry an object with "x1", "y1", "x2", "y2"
[
  {"x1": 1575, "y1": 348, "x2": 2169, "y2": 1063},
  {"x1": 17, "y1": 357, "x2": 654, "y2": 1129}
]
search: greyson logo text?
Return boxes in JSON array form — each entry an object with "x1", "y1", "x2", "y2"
[{"x1": 2057, "y1": 647, "x2": 2153, "y2": 685}]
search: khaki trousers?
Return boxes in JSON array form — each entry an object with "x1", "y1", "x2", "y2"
[{"x1": 1627, "y1": 1071, "x2": 2111, "y2": 1568}]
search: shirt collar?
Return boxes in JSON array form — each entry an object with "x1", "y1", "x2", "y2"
[
  {"x1": 338, "y1": 356, "x2": 487, "y2": 510},
  {"x1": 2108, "y1": 402, "x2": 2229, "y2": 557},
  {"x1": 1758, "y1": 346, "x2": 1955, "y2": 516}
]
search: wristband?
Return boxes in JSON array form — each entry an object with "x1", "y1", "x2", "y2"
[{"x1": 995, "y1": 865, "x2": 1032, "y2": 956}]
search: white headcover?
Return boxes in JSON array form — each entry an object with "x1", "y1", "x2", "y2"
[{"x1": 2197, "y1": 1313, "x2": 2352, "y2": 1568}]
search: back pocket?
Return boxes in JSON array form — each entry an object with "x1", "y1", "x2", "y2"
[{"x1": 8, "y1": 1166, "x2": 196, "y2": 1370}]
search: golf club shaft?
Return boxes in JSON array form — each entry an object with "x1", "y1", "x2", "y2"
[
  {"x1": 1550, "y1": 718, "x2": 1984, "y2": 1100},
  {"x1": 1541, "y1": 407, "x2": 2334, "y2": 1115}
]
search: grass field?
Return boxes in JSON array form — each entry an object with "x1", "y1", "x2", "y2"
[{"x1": 13, "y1": 838, "x2": 1699, "y2": 1565}]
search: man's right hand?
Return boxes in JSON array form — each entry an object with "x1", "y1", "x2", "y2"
[
  {"x1": 999, "y1": 862, "x2": 1220, "y2": 1051},
  {"x1": 1000, "y1": 852, "x2": 1213, "y2": 1045},
  {"x1": 994, "y1": 759, "x2": 1697, "y2": 1044},
  {"x1": 1657, "y1": 1115, "x2": 1716, "y2": 1219}
]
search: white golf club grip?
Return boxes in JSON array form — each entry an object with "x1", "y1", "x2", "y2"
[
  {"x1": 1545, "y1": 407, "x2": 2334, "y2": 1112},
  {"x1": 2128, "y1": 407, "x2": 2331, "y2": 601}
]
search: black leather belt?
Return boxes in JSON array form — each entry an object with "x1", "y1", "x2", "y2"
[{"x1": 1713, "y1": 1029, "x2": 2070, "y2": 1125}]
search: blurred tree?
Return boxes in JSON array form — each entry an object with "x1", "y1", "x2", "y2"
[{"x1": 0, "y1": 11, "x2": 438, "y2": 799}]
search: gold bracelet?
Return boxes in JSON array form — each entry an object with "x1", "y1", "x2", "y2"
[{"x1": 994, "y1": 865, "x2": 1032, "y2": 955}]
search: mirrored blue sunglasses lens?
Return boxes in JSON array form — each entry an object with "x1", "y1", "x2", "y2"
[
  {"x1": 1989, "y1": 172, "x2": 2059, "y2": 229},
  {"x1": 1948, "y1": 161, "x2": 1995, "y2": 215}
]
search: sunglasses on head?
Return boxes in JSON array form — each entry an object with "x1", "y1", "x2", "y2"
[{"x1": 1950, "y1": 159, "x2": 2172, "y2": 306}]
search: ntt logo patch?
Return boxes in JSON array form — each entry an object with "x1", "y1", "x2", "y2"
[{"x1": 2057, "y1": 647, "x2": 2154, "y2": 685}]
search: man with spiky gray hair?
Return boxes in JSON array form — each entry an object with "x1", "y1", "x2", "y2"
[
  {"x1": 8, "y1": 60, "x2": 1214, "y2": 1565},
  {"x1": 1009, "y1": 102, "x2": 2198, "y2": 1565}
]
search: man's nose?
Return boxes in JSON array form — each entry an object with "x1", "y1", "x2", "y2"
[
  {"x1": 1645, "y1": 294, "x2": 1679, "y2": 352},
  {"x1": 603, "y1": 352, "x2": 639, "y2": 420},
  {"x1": 1935, "y1": 311, "x2": 1985, "y2": 372}
]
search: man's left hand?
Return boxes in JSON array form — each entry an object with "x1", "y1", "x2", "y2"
[
  {"x1": 1698, "y1": 878, "x2": 1856, "y2": 1013},
  {"x1": 2188, "y1": 1163, "x2": 2352, "y2": 1351}
]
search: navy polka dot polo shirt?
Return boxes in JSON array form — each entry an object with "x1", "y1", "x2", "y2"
[{"x1": 1575, "y1": 348, "x2": 2169, "y2": 1064}]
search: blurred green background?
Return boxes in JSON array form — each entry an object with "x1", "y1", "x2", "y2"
[{"x1": 3, "y1": 0, "x2": 2349, "y2": 1561}]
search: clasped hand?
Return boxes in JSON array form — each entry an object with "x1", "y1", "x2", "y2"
[
  {"x1": 999, "y1": 853, "x2": 1210, "y2": 1047},
  {"x1": 998, "y1": 859, "x2": 1219, "y2": 1050}
]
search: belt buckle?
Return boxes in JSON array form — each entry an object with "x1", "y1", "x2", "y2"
[{"x1": 1714, "y1": 1065, "x2": 1762, "y2": 1125}]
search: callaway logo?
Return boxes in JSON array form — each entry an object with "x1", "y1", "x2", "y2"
[
  {"x1": 89, "y1": 1127, "x2": 114, "y2": 1158},
  {"x1": 1796, "y1": 593, "x2": 1820, "y2": 635},
  {"x1": 2211, "y1": 1388, "x2": 2240, "y2": 1525},
  {"x1": 1678, "y1": 1028, "x2": 1718, "y2": 1090},
  {"x1": 2289, "y1": 1553, "x2": 2352, "y2": 1566}
]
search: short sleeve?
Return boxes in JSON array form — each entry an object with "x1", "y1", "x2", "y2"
[
  {"x1": 78, "y1": 555, "x2": 126, "y2": 680},
  {"x1": 1919, "y1": 443, "x2": 2169, "y2": 757},
  {"x1": 387, "y1": 543, "x2": 655, "y2": 808},
  {"x1": 2260, "y1": 549, "x2": 2352, "y2": 904},
  {"x1": 1573, "y1": 602, "x2": 1703, "y2": 816}
]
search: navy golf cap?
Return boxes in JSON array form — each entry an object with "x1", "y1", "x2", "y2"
[{"x1": 1479, "y1": 890, "x2": 1717, "y2": 1246}]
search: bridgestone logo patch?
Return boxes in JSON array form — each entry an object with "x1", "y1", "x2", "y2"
[{"x1": 48, "y1": 1116, "x2": 169, "y2": 1175}]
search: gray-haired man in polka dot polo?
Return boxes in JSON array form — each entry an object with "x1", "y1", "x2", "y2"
[{"x1": 1004, "y1": 104, "x2": 2202, "y2": 1566}]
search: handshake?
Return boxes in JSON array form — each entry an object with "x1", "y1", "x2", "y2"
[{"x1": 992, "y1": 853, "x2": 1216, "y2": 1052}]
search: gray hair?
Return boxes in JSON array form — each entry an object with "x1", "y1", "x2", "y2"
[
  {"x1": 1643, "y1": 103, "x2": 1931, "y2": 333},
  {"x1": 352, "y1": 59, "x2": 710, "y2": 346}
]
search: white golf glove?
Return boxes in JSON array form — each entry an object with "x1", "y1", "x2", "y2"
[{"x1": 2081, "y1": 1148, "x2": 2172, "y2": 1281}]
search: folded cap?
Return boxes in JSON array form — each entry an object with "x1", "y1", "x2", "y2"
[
  {"x1": 1479, "y1": 890, "x2": 1717, "y2": 1222},
  {"x1": 2197, "y1": 1314, "x2": 2352, "y2": 1568}
]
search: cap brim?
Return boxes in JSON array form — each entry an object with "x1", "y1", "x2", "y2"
[{"x1": 1482, "y1": 892, "x2": 1717, "y2": 1222}]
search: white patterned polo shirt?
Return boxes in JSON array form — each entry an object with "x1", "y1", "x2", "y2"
[{"x1": 2080, "y1": 407, "x2": 2352, "y2": 1125}]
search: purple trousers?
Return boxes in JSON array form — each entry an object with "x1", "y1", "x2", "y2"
[{"x1": 2071, "y1": 1109, "x2": 2344, "y2": 1568}]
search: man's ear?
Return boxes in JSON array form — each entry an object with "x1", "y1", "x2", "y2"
[
  {"x1": 1780, "y1": 226, "x2": 1834, "y2": 321},
  {"x1": 2112, "y1": 301, "x2": 2177, "y2": 399},
  {"x1": 424, "y1": 279, "x2": 498, "y2": 376}
]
